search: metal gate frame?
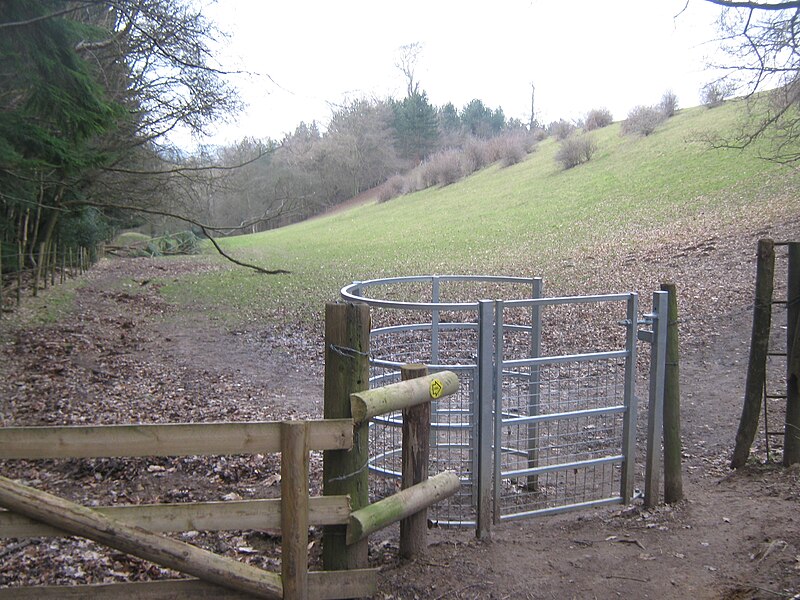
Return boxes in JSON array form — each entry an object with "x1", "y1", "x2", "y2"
[
  {"x1": 340, "y1": 277, "x2": 668, "y2": 538},
  {"x1": 475, "y1": 291, "x2": 668, "y2": 538}
]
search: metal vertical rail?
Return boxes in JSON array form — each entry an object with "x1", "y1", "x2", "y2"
[
  {"x1": 526, "y1": 278, "x2": 543, "y2": 492},
  {"x1": 644, "y1": 291, "x2": 668, "y2": 508},
  {"x1": 493, "y1": 300, "x2": 505, "y2": 524},
  {"x1": 476, "y1": 299, "x2": 494, "y2": 539},
  {"x1": 431, "y1": 276, "x2": 441, "y2": 365},
  {"x1": 620, "y1": 293, "x2": 640, "y2": 503}
]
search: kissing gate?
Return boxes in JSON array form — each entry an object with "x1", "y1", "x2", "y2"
[{"x1": 341, "y1": 275, "x2": 668, "y2": 537}]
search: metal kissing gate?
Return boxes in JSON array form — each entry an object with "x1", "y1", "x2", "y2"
[{"x1": 341, "y1": 275, "x2": 667, "y2": 537}]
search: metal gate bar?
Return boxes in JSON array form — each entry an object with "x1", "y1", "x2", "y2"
[{"x1": 491, "y1": 294, "x2": 640, "y2": 524}]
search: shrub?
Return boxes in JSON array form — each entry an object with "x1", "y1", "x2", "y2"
[
  {"x1": 555, "y1": 134, "x2": 597, "y2": 169},
  {"x1": 462, "y1": 137, "x2": 492, "y2": 173},
  {"x1": 621, "y1": 105, "x2": 667, "y2": 136},
  {"x1": 584, "y1": 108, "x2": 613, "y2": 131},
  {"x1": 417, "y1": 149, "x2": 465, "y2": 187},
  {"x1": 660, "y1": 90, "x2": 678, "y2": 117},
  {"x1": 378, "y1": 174, "x2": 405, "y2": 202},
  {"x1": 547, "y1": 119, "x2": 576, "y2": 140},
  {"x1": 701, "y1": 81, "x2": 735, "y2": 107},
  {"x1": 530, "y1": 127, "x2": 548, "y2": 141}
]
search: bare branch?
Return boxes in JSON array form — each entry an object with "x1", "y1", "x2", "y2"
[
  {"x1": 0, "y1": 3, "x2": 93, "y2": 29},
  {"x1": 73, "y1": 201, "x2": 291, "y2": 274},
  {"x1": 705, "y1": 0, "x2": 800, "y2": 9}
]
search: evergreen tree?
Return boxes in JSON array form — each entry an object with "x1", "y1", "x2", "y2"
[{"x1": 391, "y1": 91, "x2": 439, "y2": 163}]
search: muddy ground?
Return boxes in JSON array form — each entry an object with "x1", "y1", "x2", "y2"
[{"x1": 1, "y1": 221, "x2": 800, "y2": 599}]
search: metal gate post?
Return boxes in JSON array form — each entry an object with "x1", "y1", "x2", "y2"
[
  {"x1": 476, "y1": 299, "x2": 494, "y2": 539},
  {"x1": 526, "y1": 279, "x2": 543, "y2": 492},
  {"x1": 644, "y1": 291, "x2": 669, "y2": 508},
  {"x1": 620, "y1": 293, "x2": 640, "y2": 503}
]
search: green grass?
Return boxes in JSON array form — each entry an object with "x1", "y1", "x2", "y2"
[{"x1": 159, "y1": 100, "x2": 800, "y2": 326}]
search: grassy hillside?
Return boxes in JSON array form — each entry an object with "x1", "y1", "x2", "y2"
[{"x1": 161, "y1": 100, "x2": 800, "y2": 325}]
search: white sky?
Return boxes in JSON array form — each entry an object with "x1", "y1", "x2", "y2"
[{"x1": 193, "y1": 0, "x2": 725, "y2": 146}]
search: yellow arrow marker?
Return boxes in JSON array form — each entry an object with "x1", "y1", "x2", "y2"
[{"x1": 430, "y1": 378, "x2": 443, "y2": 399}]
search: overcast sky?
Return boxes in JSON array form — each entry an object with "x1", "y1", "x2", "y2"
[{"x1": 191, "y1": 0, "x2": 725, "y2": 146}]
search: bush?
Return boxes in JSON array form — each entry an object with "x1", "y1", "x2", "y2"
[
  {"x1": 547, "y1": 119, "x2": 577, "y2": 140},
  {"x1": 701, "y1": 81, "x2": 735, "y2": 107},
  {"x1": 378, "y1": 174, "x2": 405, "y2": 202},
  {"x1": 584, "y1": 108, "x2": 613, "y2": 131},
  {"x1": 660, "y1": 90, "x2": 678, "y2": 117},
  {"x1": 417, "y1": 149, "x2": 465, "y2": 187},
  {"x1": 462, "y1": 137, "x2": 492, "y2": 173},
  {"x1": 621, "y1": 105, "x2": 667, "y2": 136},
  {"x1": 530, "y1": 127, "x2": 548, "y2": 141},
  {"x1": 555, "y1": 134, "x2": 597, "y2": 169}
]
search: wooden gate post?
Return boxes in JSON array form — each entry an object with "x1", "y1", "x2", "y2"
[
  {"x1": 732, "y1": 239, "x2": 775, "y2": 468},
  {"x1": 661, "y1": 282, "x2": 683, "y2": 503},
  {"x1": 785, "y1": 242, "x2": 800, "y2": 466},
  {"x1": 322, "y1": 302, "x2": 370, "y2": 571},
  {"x1": 399, "y1": 364, "x2": 430, "y2": 559}
]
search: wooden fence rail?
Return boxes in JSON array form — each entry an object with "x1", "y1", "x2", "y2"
[{"x1": 0, "y1": 419, "x2": 377, "y2": 600}]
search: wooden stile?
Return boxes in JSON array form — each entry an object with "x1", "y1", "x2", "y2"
[
  {"x1": 350, "y1": 370, "x2": 459, "y2": 426},
  {"x1": 346, "y1": 471, "x2": 460, "y2": 545}
]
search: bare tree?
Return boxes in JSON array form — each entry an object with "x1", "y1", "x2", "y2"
[
  {"x1": 701, "y1": 0, "x2": 800, "y2": 161},
  {"x1": 396, "y1": 42, "x2": 423, "y2": 97}
]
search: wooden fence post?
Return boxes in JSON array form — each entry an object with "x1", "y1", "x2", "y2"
[
  {"x1": 322, "y1": 302, "x2": 370, "y2": 571},
  {"x1": 282, "y1": 420, "x2": 309, "y2": 599},
  {"x1": 400, "y1": 364, "x2": 430, "y2": 559},
  {"x1": 16, "y1": 241, "x2": 22, "y2": 306},
  {"x1": 785, "y1": 243, "x2": 800, "y2": 466},
  {"x1": 732, "y1": 238, "x2": 775, "y2": 468},
  {"x1": 661, "y1": 283, "x2": 683, "y2": 503}
]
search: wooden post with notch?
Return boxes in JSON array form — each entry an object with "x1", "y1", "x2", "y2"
[
  {"x1": 732, "y1": 238, "x2": 775, "y2": 468},
  {"x1": 282, "y1": 420, "x2": 309, "y2": 599},
  {"x1": 322, "y1": 302, "x2": 370, "y2": 571},
  {"x1": 400, "y1": 364, "x2": 431, "y2": 559}
]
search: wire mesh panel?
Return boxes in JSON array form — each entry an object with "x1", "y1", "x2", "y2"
[
  {"x1": 493, "y1": 294, "x2": 638, "y2": 521},
  {"x1": 493, "y1": 357, "x2": 628, "y2": 520}
]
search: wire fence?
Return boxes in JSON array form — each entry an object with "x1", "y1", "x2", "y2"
[{"x1": 0, "y1": 245, "x2": 96, "y2": 315}]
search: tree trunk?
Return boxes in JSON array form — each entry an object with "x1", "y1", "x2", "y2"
[{"x1": 732, "y1": 239, "x2": 775, "y2": 468}]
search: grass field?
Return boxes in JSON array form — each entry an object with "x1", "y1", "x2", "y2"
[{"x1": 159, "y1": 99, "x2": 800, "y2": 326}]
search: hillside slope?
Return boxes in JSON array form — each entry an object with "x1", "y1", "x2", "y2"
[{"x1": 169, "y1": 99, "x2": 800, "y2": 326}]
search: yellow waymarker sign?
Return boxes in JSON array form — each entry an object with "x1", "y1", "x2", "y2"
[{"x1": 429, "y1": 378, "x2": 443, "y2": 399}]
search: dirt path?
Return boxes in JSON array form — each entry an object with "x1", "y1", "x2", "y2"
[{"x1": 1, "y1": 241, "x2": 799, "y2": 597}]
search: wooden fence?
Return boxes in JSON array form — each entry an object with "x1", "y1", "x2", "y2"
[
  {"x1": 0, "y1": 419, "x2": 373, "y2": 599},
  {"x1": 0, "y1": 365, "x2": 460, "y2": 598}
]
